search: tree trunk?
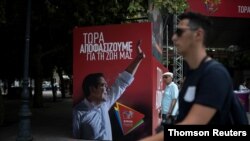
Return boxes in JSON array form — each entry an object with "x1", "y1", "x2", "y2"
[
  {"x1": 33, "y1": 45, "x2": 44, "y2": 108},
  {"x1": 33, "y1": 77, "x2": 43, "y2": 108}
]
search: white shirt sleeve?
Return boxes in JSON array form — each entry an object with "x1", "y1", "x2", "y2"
[{"x1": 105, "y1": 71, "x2": 134, "y2": 108}]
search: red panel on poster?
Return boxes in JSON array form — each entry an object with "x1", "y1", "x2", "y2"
[{"x1": 187, "y1": 0, "x2": 250, "y2": 18}]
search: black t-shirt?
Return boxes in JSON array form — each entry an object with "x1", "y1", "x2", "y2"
[{"x1": 176, "y1": 59, "x2": 233, "y2": 124}]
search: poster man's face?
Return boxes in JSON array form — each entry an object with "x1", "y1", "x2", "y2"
[{"x1": 91, "y1": 76, "x2": 108, "y2": 103}]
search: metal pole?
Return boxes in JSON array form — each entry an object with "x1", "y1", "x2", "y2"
[
  {"x1": 173, "y1": 14, "x2": 177, "y2": 83},
  {"x1": 173, "y1": 14, "x2": 183, "y2": 87},
  {"x1": 166, "y1": 25, "x2": 168, "y2": 68},
  {"x1": 16, "y1": 0, "x2": 33, "y2": 140}
]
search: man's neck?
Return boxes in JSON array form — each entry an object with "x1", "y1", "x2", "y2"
[
  {"x1": 87, "y1": 97, "x2": 101, "y2": 106},
  {"x1": 166, "y1": 81, "x2": 172, "y2": 86},
  {"x1": 185, "y1": 46, "x2": 207, "y2": 69}
]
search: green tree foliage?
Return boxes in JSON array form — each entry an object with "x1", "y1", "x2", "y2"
[
  {"x1": 127, "y1": 0, "x2": 148, "y2": 19},
  {"x1": 72, "y1": 0, "x2": 134, "y2": 25},
  {"x1": 127, "y1": 0, "x2": 188, "y2": 15},
  {"x1": 151, "y1": 0, "x2": 188, "y2": 14}
]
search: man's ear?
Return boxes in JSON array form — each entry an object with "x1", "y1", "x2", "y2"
[
  {"x1": 195, "y1": 28, "x2": 204, "y2": 41},
  {"x1": 89, "y1": 86, "x2": 96, "y2": 93}
]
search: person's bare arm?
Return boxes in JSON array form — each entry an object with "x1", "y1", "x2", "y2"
[
  {"x1": 177, "y1": 103, "x2": 216, "y2": 125},
  {"x1": 125, "y1": 40, "x2": 145, "y2": 76},
  {"x1": 167, "y1": 99, "x2": 177, "y2": 116}
]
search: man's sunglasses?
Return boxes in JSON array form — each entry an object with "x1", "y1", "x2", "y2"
[{"x1": 175, "y1": 27, "x2": 197, "y2": 37}]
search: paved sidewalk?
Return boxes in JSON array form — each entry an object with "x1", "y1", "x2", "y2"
[
  {"x1": 0, "y1": 91, "x2": 80, "y2": 141},
  {"x1": 1, "y1": 92, "x2": 250, "y2": 141}
]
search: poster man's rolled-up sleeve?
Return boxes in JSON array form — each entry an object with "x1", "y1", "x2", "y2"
[{"x1": 106, "y1": 71, "x2": 134, "y2": 108}]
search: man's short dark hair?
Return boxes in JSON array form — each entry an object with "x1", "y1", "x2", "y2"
[
  {"x1": 178, "y1": 12, "x2": 213, "y2": 47},
  {"x1": 82, "y1": 73, "x2": 104, "y2": 98}
]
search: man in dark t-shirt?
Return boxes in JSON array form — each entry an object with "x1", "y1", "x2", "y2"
[
  {"x1": 176, "y1": 59, "x2": 232, "y2": 124},
  {"x1": 170, "y1": 12, "x2": 233, "y2": 125},
  {"x1": 140, "y1": 12, "x2": 239, "y2": 141}
]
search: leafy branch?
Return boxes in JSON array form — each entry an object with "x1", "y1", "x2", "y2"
[{"x1": 152, "y1": 0, "x2": 188, "y2": 14}]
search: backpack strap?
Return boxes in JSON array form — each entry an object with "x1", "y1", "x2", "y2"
[
  {"x1": 196, "y1": 59, "x2": 248, "y2": 124},
  {"x1": 195, "y1": 59, "x2": 218, "y2": 90}
]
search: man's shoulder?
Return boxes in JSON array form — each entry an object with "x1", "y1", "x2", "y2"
[
  {"x1": 170, "y1": 82, "x2": 178, "y2": 88},
  {"x1": 204, "y1": 59, "x2": 225, "y2": 71},
  {"x1": 73, "y1": 99, "x2": 91, "y2": 112},
  {"x1": 73, "y1": 104, "x2": 99, "y2": 121},
  {"x1": 185, "y1": 60, "x2": 229, "y2": 85},
  {"x1": 205, "y1": 60, "x2": 231, "y2": 78},
  {"x1": 199, "y1": 60, "x2": 232, "y2": 88}
]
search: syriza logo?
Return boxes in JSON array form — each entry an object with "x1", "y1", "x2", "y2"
[
  {"x1": 122, "y1": 111, "x2": 134, "y2": 119},
  {"x1": 114, "y1": 102, "x2": 144, "y2": 135},
  {"x1": 203, "y1": 0, "x2": 221, "y2": 14}
]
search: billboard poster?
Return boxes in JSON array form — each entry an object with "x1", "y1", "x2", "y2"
[
  {"x1": 73, "y1": 22, "x2": 167, "y2": 140},
  {"x1": 148, "y1": 3, "x2": 163, "y2": 62},
  {"x1": 187, "y1": 0, "x2": 250, "y2": 18}
]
